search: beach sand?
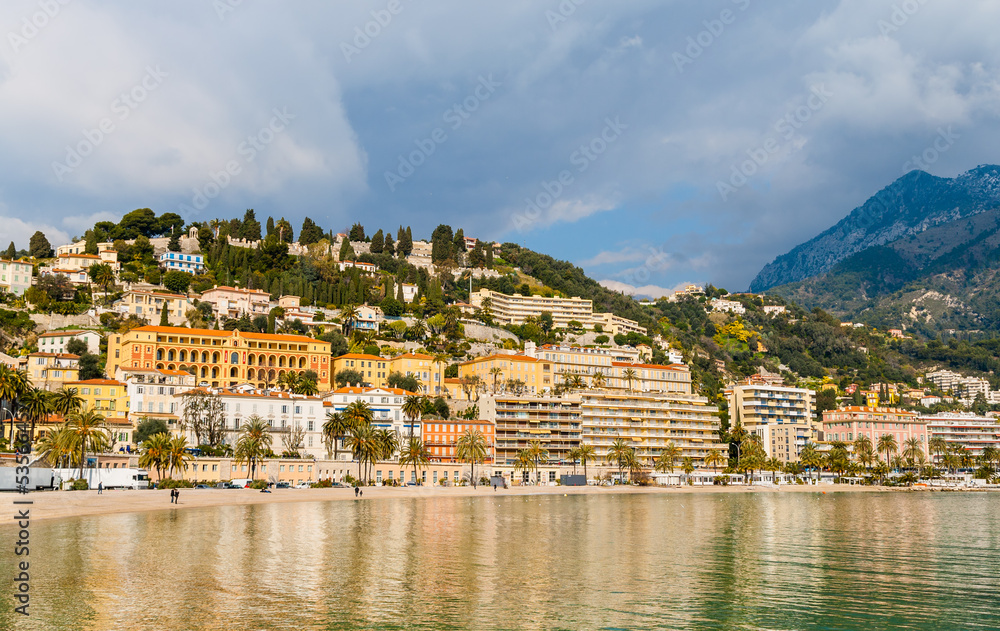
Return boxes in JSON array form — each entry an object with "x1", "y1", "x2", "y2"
[{"x1": 2, "y1": 482, "x2": 895, "y2": 523}]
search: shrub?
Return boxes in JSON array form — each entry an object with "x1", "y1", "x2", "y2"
[
  {"x1": 311, "y1": 478, "x2": 333, "y2": 488},
  {"x1": 157, "y1": 478, "x2": 195, "y2": 489},
  {"x1": 249, "y1": 479, "x2": 268, "y2": 490},
  {"x1": 344, "y1": 474, "x2": 359, "y2": 486},
  {"x1": 70, "y1": 479, "x2": 88, "y2": 491}
]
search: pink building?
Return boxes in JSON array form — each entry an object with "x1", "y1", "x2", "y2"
[{"x1": 823, "y1": 406, "x2": 928, "y2": 458}]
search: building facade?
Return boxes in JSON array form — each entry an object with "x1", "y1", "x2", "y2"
[
  {"x1": 37, "y1": 330, "x2": 101, "y2": 355},
  {"x1": 726, "y1": 379, "x2": 817, "y2": 462},
  {"x1": 66, "y1": 378, "x2": 129, "y2": 424},
  {"x1": 0, "y1": 260, "x2": 33, "y2": 296},
  {"x1": 27, "y1": 352, "x2": 80, "y2": 391},
  {"x1": 922, "y1": 413, "x2": 1000, "y2": 461},
  {"x1": 200, "y1": 286, "x2": 271, "y2": 320},
  {"x1": 159, "y1": 251, "x2": 205, "y2": 274},
  {"x1": 388, "y1": 353, "x2": 446, "y2": 395},
  {"x1": 118, "y1": 367, "x2": 197, "y2": 429},
  {"x1": 822, "y1": 406, "x2": 928, "y2": 459},
  {"x1": 422, "y1": 419, "x2": 495, "y2": 464},
  {"x1": 107, "y1": 326, "x2": 332, "y2": 390},
  {"x1": 458, "y1": 353, "x2": 553, "y2": 395},
  {"x1": 325, "y1": 386, "x2": 421, "y2": 457},
  {"x1": 480, "y1": 393, "x2": 581, "y2": 469},
  {"x1": 332, "y1": 353, "x2": 389, "y2": 388},
  {"x1": 116, "y1": 290, "x2": 193, "y2": 326},
  {"x1": 470, "y1": 288, "x2": 643, "y2": 334}
]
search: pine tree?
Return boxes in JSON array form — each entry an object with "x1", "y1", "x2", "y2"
[
  {"x1": 397, "y1": 283, "x2": 404, "y2": 302},
  {"x1": 29, "y1": 231, "x2": 52, "y2": 258},
  {"x1": 486, "y1": 247, "x2": 494, "y2": 268},
  {"x1": 240, "y1": 209, "x2": 261, "y2": 241},
  {"x1": 299, "y1": 217, "x2": 324, "y2": 245},
  {"x1": 3, "y1": 242, "x2": 15, "y2": 260},
  {"x1": 84, "y1": 230, "x2": 99, "y2": 255},
  {"x1": 266, "y1": 217, "x2": 275, "y2": 237},
  {"x1": 167, "y1": 233, "x2": 181, "y2": 252},
  {"x1": 383, "y1": 231, "x2": 395, "y2": 256},
  {"x1": 349, "y1": 223, "x2": 366, "y2": 242},
  {"x1": 370, "y1": 229, "x2": 384, "y2": 254},
  {"x1": 339, "y1": 238, "x2": 355, "y2": 261},
  {"x1": 453, "y1": 228, "x2": 466, "y2": 252}
]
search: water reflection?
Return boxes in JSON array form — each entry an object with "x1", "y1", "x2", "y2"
[{"x1": 1, "y1": 493, "x2": 999, "y2": 630}]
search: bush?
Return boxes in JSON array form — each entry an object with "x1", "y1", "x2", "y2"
[
  {"x1": 345, "y1": 474, "x2": 359, "y2": 486},
  {"x1": 70, "y1": 479, "x2": 88, "y2": 491},
  {"x1": 595, "y1": 335, "x2": 609, "y2": 344},
  {"x1": 249, "y1": 479, "x2": 268, "y2": 490},
  {"x1": 311, "y1": 478, "x2": 333, "y2": 488},
  {"x1": 157, "y1": 478, "x2": 195, "y2": 489}
]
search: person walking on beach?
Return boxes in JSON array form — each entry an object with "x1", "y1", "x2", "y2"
[
  {"x1": 359, "y1": 488, "x2": 363, "y2": 498},
  {"x1": 354, "y1": 486, "x2": 359, "y2": 498},
  {"x1": 97, "y1": 482, "x2": 103, "y2": 495}
]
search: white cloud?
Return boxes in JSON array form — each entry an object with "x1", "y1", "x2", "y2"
[
  {"x1": 0, "y1": 216, "x2": 70, "y2": 250},
  {"x1": 598, "y1": 279, "x2": 689, "y2": 299}
]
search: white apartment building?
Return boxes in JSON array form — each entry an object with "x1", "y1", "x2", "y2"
[
  {"x1": 401, "y1": 283, "x2": 418, "y2": 303},
  {"x1": 710, "y1": 298, "x2": 746, "y2": 315},
  {"x1": 725, "y1": 379, "x2": 817, "y2": 461},
  {"x1": 118, "y1": 367, "x2": 198, "y2": 427},
  {"x1": 925, "y1": 369, "x2": 991, "y2": 401},
  {"x1": 37, "y1": 330, "x2": 101, "y2": 355},
  {"x1": 922, "y1": 412, "x2": 1000, "y2": 460},
  {"x1": 470, "y1": 288, "x2": 643, "y2": 335},
  {"x1": 200, "y1": 286, "x2": 272, "y2": 320},
  {"x1": 159, "y1": 251, "x2": 204, "y2": 274},
  {"x1": 0, "y1": 260, "x2": 33, "y2": 296},
  {"x1": 325, "y1": 386, "x2": 421, "y2": 458},
  {"x1": 115, "y1": 290, "x2": 193, "y2": 326}
]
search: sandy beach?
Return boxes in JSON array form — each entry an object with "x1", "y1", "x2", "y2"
[{"x1": 1, "y1": 483, "x2": 908, "y2": 523}]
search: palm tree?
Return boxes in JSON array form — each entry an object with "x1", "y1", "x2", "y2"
[
  {"x1": 488, "y1": 367, "x2": 504, "y2": 393},
  {"x1": 981, "y1": 445, "x2": 999, "y2": 475},
  {"x1": 526, "y1": 440, "x2": 549, "y2": 485},
  {"x1": 567, "y1": 447, "x2": 581, "y2": 474},
  {"x1": 374, "y1": 428, "x2": 399, "y2": 463},
  {"x1": 293, "y1": 377, "x2": 318, "y2": 396},
  {"x1": 877, "y1": 434, "x2": 898, "y2": 469},
  {"x1": 402, "y1": 395, "x2": 423, "y2": 440},
  {"x1": 36, "y1": 423, "x2": 75, "y2": 467},
  {"x1": 50, "y1": 386, "x2": 84, "y2": 417},
  {"x1": 67, "y1": 409, "x2": 108, "y2": 479},
  {"x1": 18, "y1": 387, "x2": 52, "y2": 442},
  {"x1": 88, "y1": 262, "x2": 115, "y2": 305},
  {"x1": 234, "y1": 415, "x2": 273, "y2": 480},
  {"x1": 344, "y1": 423, "x2": 377, "y2": 483},
  {"x1": 902, "y1": 437, "x2": 923, "y2": 469},
  {"x1": 765, "y1": 457, "x2": 783, "y2": 481},
  {"x1": 139, "y1": 432, "x2": 171, "y2": 481},
  {"x1": 322, "y1": 411, "x2": 351, "y2": 461},
  {"x1": 398, "y1": 437, "x2": 430, "y2": 485},
  {"x1": 607, "y1": 438, "x2": 634, "y2": 484},
  {"x1": 591, "y1": 371, "x2": 606, "y2": 389},
  {"x1": 167, "y1": 436, "x2": 193, "y2": 478},
  {"x1": 342, "y1": 400, "x2": 375, "y2": 430},
  {"x1": 928, "y1": 436, "x2": 947, "y2": 466},
  {"x1": 513, "y1": 449, "x2": 534, "y2": 485},
  {"x1": 622, "y1": 368, "x2": 637, "y2": 392},
  {"x1": 277, "y1": 371, "x2": 300, "y2": 392},
  {"x1": 577, "y1": 443, "x2": 596, "y2": 481},
  {"x1": 456, "y1": 429, "x2": 488, "y2": 487},
  {"x1": 704, "y1": 449, "x2": 726, "y2": 473},
  {"x1": 799, "y1": 443, "x2": 823, "y2": 483},
  {"x1": 853, "y1": 435, "x2": 875, "y2": 473},
  {"x1": 340, "y1": 304, "x2": 359, "y2": 337},
  {"x1": 655, "y1": 441, "x2": 682, "y2": 475},
  {"x1": 0, "y1": 366, "x2": 29, "y2": 443}
]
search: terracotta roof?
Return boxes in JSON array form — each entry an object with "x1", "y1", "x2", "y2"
[
  {"x1": 175, "y1": 387, "x2": 321, "y2": 401},
  {"x1": 28, "y1": 352, "x2": 80, "y2": 359},
  {"x1": 125, "y1": 291, "x2": 187, "y2": 299},
  {"x1": 59, "y1": 253, "x2": 100, "y2": 259},
  {"x1": 331, "y1": 386, "x2": 416, "y2": 396},
  {"x1": 38, "y1": 330, "x2": 96, "y2": 338},
  {"x1": 334, "y1": 353, "x2": 384, "y2": 360},
  {"x1": 391, "y1": 352, "x2": 434, "y2": 360},
  {"x1": 67, "y1": 379, "x2": 125, "y2": 386},
  {"x1": 202, "y1": 286, "x2": 270, "y2": 295},
  {"x1": 460, "y1": 354, "x2": 542, "y2": 365},
  {"x1": 157, "y1": 369, "x2": 192, "y2": 376},
  {"x1": 611, "y1": 362, "x2": 687, "y2": 370}
]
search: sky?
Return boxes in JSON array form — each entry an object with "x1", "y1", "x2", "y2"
[{"x1": 2, "y1": 0, "x2": 999, "y2": 295}]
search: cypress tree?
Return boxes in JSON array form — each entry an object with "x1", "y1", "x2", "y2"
[
  {"x1": 159, "y1": 306, "x2": 169, "y2": 326},
  {"x1": 3, "y1": 242, "x2": 15, "y2": 260},
  {"x1": 384, "y1": 232, "x2": 395, "y2": 256},
  {"x1": 370, "y1": 229, "x2": 384, "y2": 254}
]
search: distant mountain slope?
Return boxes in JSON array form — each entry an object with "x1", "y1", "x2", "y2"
[{"x1": 750, "y1": 165, "x2": 1000, "y2": 292}]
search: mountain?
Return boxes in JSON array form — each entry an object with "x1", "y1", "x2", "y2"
[
  {"x1": 760, "y1": 166, "x2": 1000, "y2": 336},
  {"x1": 750, "y1": 165, "x2": 1000, "y2": 292}
]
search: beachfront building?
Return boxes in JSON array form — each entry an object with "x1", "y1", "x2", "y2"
[
  {"x1": 579, "y1": 390, "x2": 724, "y2": 467},
  {"x1": 106, "y1": 326, "x2": 332, "y2": 390},
  {"x1": 115, "y1": 290, "x2": 194, "y2": 326},
  {"x1": 66, "y1": 378, "x2": 129, "y2": 425},
  {"x1": 421, "y1": 419, "x2": 495, "y2": 464},
  {"x1": 822, "y1": 406, "x2": 928, "y2": 459},
  {"x1": 725, "y1": 378, "x2": 816, "y2": 462},
  {"x1": 37, "y1": 329, "x2": 101, "y2": 355},
  {"x1": 27, "y1": 352, "x2": 80, "y2": 391},
  {"x1": 159, "y1": 251, "x2": 204, "y2": 274},
  {"x1": 199, "y1": 286, "x2": 271, "y2": 320},
  {"x1": 0, "y1": 259, "x2": 33, "y2": 296},
  {"x1": 388, "y1": 352, "x2": 446, "y2": 395},
  {"x1": 921, "y1": 412, "x2": 1000, "y2": 461},
  {"x1": 117, "y1": 367, "x2": 198, "y2": 429},
  {"x1": 332, "y1": 353, "x2": 389, "y2": 389},
  {"x1": 325, "y1": 386, "x2": 422, "y2": 449},
  {"x1": 469, "y1": 288, "x2": 644, "y2": 335},
  {"x1": 480, "y1": 393, "x2": 581, "y2": 474}
]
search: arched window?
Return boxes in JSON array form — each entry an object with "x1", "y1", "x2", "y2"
[
  {"x1": 167, "y1": 350, "x2": 176, "y2": 361},
  {"x1": 156, "y1": 349, "x2": 164, "y2": 361},
  {"x1": 179, "y1": 350, "x2": 187, "y2": 362},
  {"x1": 231, "y1": 352, "x2": 239, "y2": 364},
  {"x1": 230, "y1": 367, "x2": 238, "y2": 377}
]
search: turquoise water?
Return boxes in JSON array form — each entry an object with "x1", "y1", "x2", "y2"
[{"x1": 1, "y1": 492, "x2": 999, "y2": 630}]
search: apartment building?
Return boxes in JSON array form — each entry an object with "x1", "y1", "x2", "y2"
[
  {"x1": 200, "y1": 286, "x2": 271, "y2": 320},
  {"x1": 0, "y1": 260, "x2": 33, "y2": 296},
  {"x1": 922, "y1": 412, "x2": 1000, "y2": 460},
  {"x1": 27, "y1": 352, "x2": 80, "y2": 391},
  {"x1": 159, "y1": 251, "x2": 204, "y2": 274},
  {"x1": 353, "y1": 305, "x2": 383, "y2": 332},
  {"x1": 332, "y1": 353, "x2": 389, "y2": 388},
  {"x1": 710, "y1": 298, "x2": 746, "y2": 315},
  {"x1": 66, "y1": 378, "x2": 129, "y2": 424},
  {"x1": 725, "y1": 379, "x2": 817, "y2": 461},
  {"x1": 116, "y1": 290, "x2": 193, "y2": 326},
  {"x1": 470, "y1": 288, "x2": 643, "y2": 335},
  {"x1": 338, "y1": 260, "x2": 377, "y2": 274},
  {"x1": 580, "y1": 390, "x2": 723, "y2": 467},
  {"x1": 480, "y1": 393, "x2": 581, "y2": 472},
  {"x1": 458, "y1": 353, "x2": 554, "y2": 394},
  {"x1": 422, "y1": 419, "x2": 495, "y2": 463},
  {"x1": 173, "y1": 386, "x2": 327, "y2": 458},
  {"x1": 388, "y1": 352, "x2": 446, "y2": 395},
  {"x1": 39, "y1": 267, "x2": 90, "y2": 286},
  {"x1": 524, "y1": 342, "x2": 690, "y2": 394},
  {"x1": 117, "y1": 367, "x2": 197, "y2": 428},
  {"x1": 326, "y1": 386, "x2": 421, "y2": 455},
  {"x1": 822, "y1": 406, "x2": 928, "y2": 459},
  {"x1": 107, "y1": 326, "x2": 332, "y2": 390},
  {"x1": 37, "y1": 330, "x2": 101, "y2": 355}
]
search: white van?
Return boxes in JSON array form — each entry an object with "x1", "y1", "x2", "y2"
[{"x1": 228, "y1": 478, "x2": 252, "y2": 488}]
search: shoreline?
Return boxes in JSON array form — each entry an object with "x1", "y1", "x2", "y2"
[{"x1": 0, "y1": 483, "x2": 972, "y2": 524}]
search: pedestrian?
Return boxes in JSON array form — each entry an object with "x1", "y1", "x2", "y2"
[
  {"x1": 354, "y1": 486, "x2": 359, "y2": 498},
  {"x1": 98, "y1": 482, "x2": 103, "y2": 495},
  {"x1": 174, "y1": 488, "x2": 179, "y2": 504},
  {"x1": 493, "y1": 483, "x2": 497, "y2": 492},
  {"x1": 359, "y1": 489, "x2": 363, "y2": 498},
  {"x1": 169, "y1": 488, "x2": 174, "y2": 504}
]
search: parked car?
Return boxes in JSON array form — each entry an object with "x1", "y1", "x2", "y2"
[
  {"x1": 294, "y1": 482, "x2": 312, "y2": 489},
  {"x1": 195, "y1": 484, "x2": 211, "y2": 489},
  {"x1": 275, "y1": 482, "x2": 290, "y2": 489}
]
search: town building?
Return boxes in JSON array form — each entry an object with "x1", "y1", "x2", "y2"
[
  {"x1": 922, "y1": 412, "x2": 1000, "y2": 461},
  {"x1": 326, "y1": 386, "x2": 421, "y2": 453},
  {"x1": 480, "y1": 393, "x2": 581, "y2": 475},
  {"x1": 115, "y1": 290, "x2": 194, "y2": 326},
  {"x1": 469, "y1": 288, "x2": 644, "y2": 335},
  {"x1": 579, "y1": 390, "x2": 724, "y2": 468},
  {"x1": 278, "y1": 295, "x2": 301, "y2": 310},
  {"x1": 199, "y1": 286, "x2": 271, "y2": 320},
  {"x1": 118, "y1": 367, "x2": 197, "y2": 428},
  {"x1": 458, "y1": 353, "x2": 554, "y2": 395},
  {"x1": 37, "y1": 330, "x2": 101, "y2": 355},
  {"x1": 106, "y1": 326, "x2": 333, "y2": 390},
  {"x1": 352, "y1": 305, "x2": 383, "y2": 332},
  {"x1": 0, "y1": 260, "x2": 33, "y2": 296},
  {"x1": 422, "y1": 418, "x2": 495, "y2": 464},
  {"x1": 400, "y1": 283, "x2": 418, "y2": 303},
  {"x1": 27, "y1": 352, "x2": 79, "y2": 391},
  {"x1": 725, "y1": 379, "x2": 817, "y2": 461},
  {"x1": 337, "y1": 260, "x2": 377, "y2": 274},
  {"x1": 66, "y1": 378, "x2": 129, "y2": 424},
  {"x1": 388, "y1": 353, "x2": 446, "y2": 395},
  {"x1": 822, "y1": 406, "x2": 928, "y2": 459},
  {"x1": 159, "y1": 251, "x2": 204, "y2": 274},
  {"x1": 39, "y1": 267, "x2": 90, "y2": 286},
  {"x1": 709, "y1": 298, "x2": 746, "y2": 315},
  {"x1": 762, "y1": 305, "x2": 787, "y2": 316},
  {"x1": 332, "y1": 353, "x2": 389, "y2": 389}
]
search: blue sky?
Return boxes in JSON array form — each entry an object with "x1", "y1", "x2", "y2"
[{"x1": 2, "y1": 0, "x2": 1000, "y2": 294}]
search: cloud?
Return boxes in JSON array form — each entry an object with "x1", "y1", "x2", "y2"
[
  {"x1": 598, "y1": 279, "x2": 687, "y2": 299},
  {"x1": 0, "y1": 216, "x2": 70, "y2": 250}
]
